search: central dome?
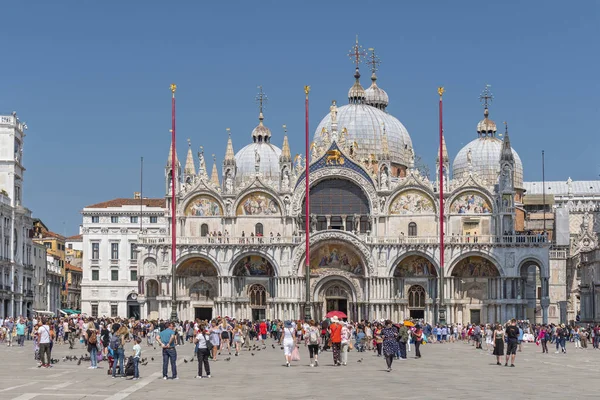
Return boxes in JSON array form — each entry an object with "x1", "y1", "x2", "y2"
[
  {"x1": 314, "y1": 103, "x2": 412, "y2": 167},
  {"x1": 235, "y1": 142, "x2": 281, "y2": 183}
]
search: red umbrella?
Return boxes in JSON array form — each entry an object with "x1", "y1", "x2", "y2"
[{"x1": 325, "y1": 311, "x2": 347, "y2": 319}]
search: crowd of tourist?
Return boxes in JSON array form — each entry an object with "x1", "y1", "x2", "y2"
[{"x1": 2, "y1": 314, "x2": 600, "y2": 379}]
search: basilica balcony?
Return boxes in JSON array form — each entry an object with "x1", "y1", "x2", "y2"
[
  {"x1": 139, "y1": 235, "x2": 302, "y2": 246},
  {"x1": 366, "y1": 234, "x2": 549, "y2": 247}
]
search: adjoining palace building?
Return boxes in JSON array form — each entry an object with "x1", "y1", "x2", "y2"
[{"x1": 81, "y1": 46, "x2": 567, "y2": 325}]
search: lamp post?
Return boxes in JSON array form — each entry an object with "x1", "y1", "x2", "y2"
[{"x1": 438, "y1": 87, "x2": 447, "y2": 325}]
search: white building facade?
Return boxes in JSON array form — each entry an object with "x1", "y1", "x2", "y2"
[
  {"x1": 80, "y1": 198, "x2": 166, "y2": 319},
  {"x1": 130, "y1": 55, "x2": 551, "y2": 325},
  {"x1": 0, "y1": 112, "x2": 35, "y2": 318}
]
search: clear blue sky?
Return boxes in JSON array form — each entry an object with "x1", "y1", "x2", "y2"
[{"x1": 2, "y1": 1, "x2": 598, "y2": 234}]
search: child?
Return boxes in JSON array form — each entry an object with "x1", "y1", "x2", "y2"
[{"x1": 132, "y1": 337, "x2": 141, "y2": 380}]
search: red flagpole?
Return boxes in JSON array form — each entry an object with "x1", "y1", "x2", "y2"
[
  {"x1": 170, "y1": 83, "x2": 177, "y2": 321},
  {"x1": 304, "y1": 85, "x2": 311, "y2": 321},
  {"x1": 438, "y1": 87, "x2": 445, "y2": 323}
]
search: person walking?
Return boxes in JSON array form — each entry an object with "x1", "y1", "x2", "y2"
[
  {"x1": 38, "y1": 318, "x2": 54, "y2": 368},
  {"x1": 397, "y1": 323, "x2": 409, "y2": 360},
  {"x1": 208, "y1": 320, "x2": 221, "y2": 361},
  {"x1": 374, "y1": 324, "x2": 383, "y2": 357},
  {"x1": 505, "y1": 319, "x2": 519, "y2": 367},
  {"x1": 329, "y1": 316, "x2": 342, "y2": 366},
  {"x1": 538, "y1": 325, "x2": 550, "y2": 354},
  {"x1": 16, "y1": 318, "x2": 26, "y2": 347},
  {"x1": 282, "y1": 320, "x2": 296, "y2": 367},
  {"x1": 340, "y1": 322, "x2": 350, "y2": 366},
  {"x1": 304, "y1": 320, "x2": 321, "y2": 367},
  {"x1": 413, "y1": 324, "x2": 423, "y2": 359},
  {"x1": 492, "y1": 324, "x2": 505, "y2": 365},
  {"x1": 86, "y1": 319, "x2": 99, "y2": 369},
  {"x1": 156, "y1": 322, "x2": 178, "y2": 380},
  {"x1": 194, "y1": 324, "x2": 212, "y2": 379},
  {"x1": 381, "y1": 320, "x2": 399, "y2": 372}
]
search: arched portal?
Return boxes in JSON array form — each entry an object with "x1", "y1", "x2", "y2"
[
  {"x1": 145, "y1": 280, "x2": 159, "y2": 319},
  {"x1": 127, "y1": 293, "x2": 140, "y2": 320},
  {"x1": 248, "y1": 284, "x2": 268, "y2": 321},
  {"x1": 408, "y1": 285, "x2": 426, "y2": 319},
  {"x1": 309, "y1": 240, "x2": 366, "y2": 276},
  {"x1": 302, "y1": 178, "x2": 371, "y2": 233},
  {"x1": 315, "y1": 278, "x2": 355, "y2": 321},
  {"x1": 520, "y1": 261, "x2": 544, "y2": 322},
  {"x1": 176, "y1": 257, "x2": 218, "y2": 321}
]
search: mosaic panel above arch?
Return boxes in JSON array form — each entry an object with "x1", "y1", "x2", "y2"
[
  {"x1": 393, "y1": 255, "x2": 437, "y2": 277},
  {"x1": 450, "y1": 192, "x2": 492, "y2": 214},
  {"x1": 310, "y1": 241, "x2": 365, "y2": 275},
  {"x1": 176, "y1": 258, "x2": 219, "y2": 277},
  {"x1": 451, "y1": 256, "x2": 499, "y2": 277},
  {"x1": 185, "y1": 195, "x2": 222, "y2": 216},
  {"x1": 236, "y1": 192, "x2": 280, "y2": 216},
  {"x1": 389, "y1": 190, "x2": 434, "y2": 215},
  {"x1": 233, "y1": 255, "x2": 274, "y2": 276}
]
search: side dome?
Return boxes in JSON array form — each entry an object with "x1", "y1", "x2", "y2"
[
  {"x1": 452, "y1": 136, "x2": 524, "y2": 189},
  {"x1": 235, "y1": 142, "x2": 282, "y2": 183},
  {"x1": 364, "y1": 73, "x2": 389, "y2": 111},
  {"x1": 314, "y1": 104, "x2": 413, "y2": 168}
]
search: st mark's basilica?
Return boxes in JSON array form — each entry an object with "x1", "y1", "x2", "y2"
[{"x1": 135, "y1": 44, "x2": 550, "y2": 325}]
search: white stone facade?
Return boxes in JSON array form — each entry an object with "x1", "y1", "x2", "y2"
[
  {"x1": 80, "y1": 200, "x2": 166, "y2": 319},
  {"x1": 0, "y1": 113, "x2": 35, "y2": 318}
]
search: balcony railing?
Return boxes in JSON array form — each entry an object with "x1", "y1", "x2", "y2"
[{"x1": 139, "y1": 233, "x2": 549, "y2": 247}]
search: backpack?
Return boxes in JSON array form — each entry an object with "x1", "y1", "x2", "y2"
[
  {"x1": 88, "y1": 330, "x2": 97, "y2": 345},
  {"x1": 309, "y1": 329, "x2": 319, "y2": 344},
  {"x1": 110, "y1": 334, "x2": 120, "y2": 350}
]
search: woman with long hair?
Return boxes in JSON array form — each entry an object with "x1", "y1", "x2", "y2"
[
  {"x1": 492, "y1": 324, "x2": 505, "y2": 365},
  {"x1": 374, "y1": 324, "x2": 383, "y2": 357},
  {"x1": 413, "y1": 324, "x2": 423, "y2": 359},
  {"x1": 208, "y1": 320, "x2": 221, "y2": 361},
  {"x1": 282, "y1": 320, "x2": 296, "y2": 367},
  {"x1": 232, "y1": 324, "x2": 242, "y2": 356},
  {"x1": 381, "y1": 320, "x2": 399, "y2": 372},
  {"x1": 304, "y1": 320, "x2": 321, "y2": 367}
]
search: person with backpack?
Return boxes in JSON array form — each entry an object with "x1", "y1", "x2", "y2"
[
  {"x1": 194, "y1": 323, "x2": 212, "y2": 379},
  {"x1": 86, "y1": 317, "x2": 99, "y2": 369},
  {"x1": 111, "y1": 325, "x2": 128, "y2": 378}
]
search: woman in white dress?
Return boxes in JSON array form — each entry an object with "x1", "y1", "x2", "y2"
[{"x1": 282, "y1": 320, "x2": 296, "y2": 367}]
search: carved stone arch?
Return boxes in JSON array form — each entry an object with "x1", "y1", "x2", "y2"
[
  {"x1": 292, "y1": 167, "x2": 378, "y2": 217},
  {"x1": 142, "y1": 256, "x2": 158, "y2": 275},
  {"x1": 228, "y1": 250, "x2": 281, "y2": 277},
  {"x1": 446, "y1": 187, "x2": 496, "y2": 215},
  {"x1": 387, "y1": 251, "x2": 440, "y2": 277},
  {"x1": 518, "y1": 256, "x2": 549, "y2": 279},
  {"x1": 312, "y1": 274, "x2": 361, "y2": 303},
  {"x1": 175, "y1": 253, "x2": 221, "y2": 276},
  {"x1": 447, "y1": 252, "x2": 504, "y2": 277},
  {"x1": 386, "y1": 187, "x2": 438, "y2": 215},
  {"x1": 180, "y1": 191, "x2": 225, "y2": 217},
  {"x1": 291, "y1": 230, "x2": 374, "y2": 277},
  {"x1": 233, "y1": 187, "x2": 283, "y2": 217}
]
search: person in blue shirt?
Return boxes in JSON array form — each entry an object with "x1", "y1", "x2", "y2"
[
  {"x1": 156, "y1": 322, "x2": 178, "y2": 380},
  {"x1": 518, "y1": 325, "x2": 524, "y2": 352},
  {"x1": 16, "y1": 318, "x2": 27, "y2": 347}
]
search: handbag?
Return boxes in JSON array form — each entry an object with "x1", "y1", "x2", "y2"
[
  {"x1": 348, "y1": 341, "x2": 354, "y2": 350},
  {"x1": 291, "y1": 346, "x2": 301, "y2": 361},
  {"x1": 203, "y1": 334, "x2": 214, "y2": 352}
]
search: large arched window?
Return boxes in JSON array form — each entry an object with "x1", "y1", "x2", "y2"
[
  {"x1": 146, "y1": 280, "x2": 159, "y2": 297},
  {"x1": 190, "y1": 281, "x2": 212, "y2": 301},
  {"x1": 302, "y1": 178, "x2": 370, "y2": 233},
  {"x1": 408, "y1": 222, "x2": 417, "y2": 237},
  {"x1": 200, "y1": 224, "x2": 209, "y2": 237},
  {"x1": 408, "y1": 285, "x2": 425, "y2": 308},
  {"x1": 249, "y1": 284, "x2": 267, "y2": 307}
]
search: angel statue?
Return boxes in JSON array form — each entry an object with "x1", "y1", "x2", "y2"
[
  {"x1": 198, "y1": 147, "x2": 206, "y2": 177},
  {"x1": 310, "y1": 141, "x2": 320, "y2": 161},
  {"x1": 349, "y1": 140, "x2": 359, "y2": 158},
  {"x1": 294, "y1": 154, "x2": 304, "y2": 173},
  {"x1": 320, "y1": 126, "x2": 330, "y2": 147},
  {"x1": 339, "y1": 127, "x2": 348, "y2": 149}
]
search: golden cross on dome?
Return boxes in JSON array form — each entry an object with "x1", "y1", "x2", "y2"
[
  {"x1": 256, "y1": 85, "x2": 268, "y2": 114},
  {"x1": 348, "y1": 35, "x2": 366, "y2": 69},
  {"x1": 479, "y1": 84, "x2": 493, "y2": 108},
  {"x1": 226, "y1": 127, "x2": 231, "y2": 137},
  {"x1": 367, "y1": 48, "x2": 380, "y2": 74}
]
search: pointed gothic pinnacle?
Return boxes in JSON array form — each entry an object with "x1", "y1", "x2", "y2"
[
  {"x1": 184, "y1": 139, "x2": 196, "y2": 175},
  {"x1": 437, "y1": 135, "x2": 449, "y2": 163},
  {"x1": 224, "y1": 129, "x2": 235, "y2": 164},
  {"x1": 211, "y1": 158, "x2": 220, "y2": 187},
  {"x1": 280, "y1": 127, "x2": 291, "y2": 163},
  {"x1": 500, "y1": 121, "x2": 514, "y2": 162},
  {"x1": 166, "y1": 140, "x2": 178, "y2": 167}
]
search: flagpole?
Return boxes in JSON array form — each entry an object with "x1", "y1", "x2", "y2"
[
  {"x1": 304, "y1": 85, "x2": 311, "y2": 321},
  {"x1": 170, "y1": 83, "x2": 178, "y2": 322},
  {"x1": 438, "y1": 87, "x2": 446, "y2": 324}
]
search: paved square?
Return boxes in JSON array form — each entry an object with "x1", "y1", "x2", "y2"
[{"x1": 0, "y1": 339, "x2": 599, "y2": 399}]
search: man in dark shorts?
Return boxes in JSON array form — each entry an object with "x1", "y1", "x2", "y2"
[{"x1": 505, "y1": 319, "x2": 520, "y2": 367}]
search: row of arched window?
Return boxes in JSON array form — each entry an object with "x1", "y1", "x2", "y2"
[{"x1": 200, "y1": 222, "x2": 416, "y2": 237}]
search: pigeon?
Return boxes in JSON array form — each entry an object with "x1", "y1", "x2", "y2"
[
  {"x1": 151, "y1": 357, "x2": 154, "y2": 361},
  {"x1": 225, "y1": 357, "x2": 231, "y2": 361},
  {"x1": 272, "y1": 345, "x2": 275, "y2": 349},
  {"x1": 153, "y1": 346, "x2": 156, "y2": 350},
  {"x1": 63, "y1": 357, "x2": 67, "y2": 362},
  {"x1": 251, "y1": 353, "x2": 255, "y2": 356},
  {"x1": 184, "y1": 359, "x2": 188, "y2": 363},
  {"x1": 141, "y1": 361, "x2": 148, "y2": 366},
  {"x1": 280, "y1": 347, "x2": 284, "y2": 350},
  {"x1": 357, "y1": 358, "x2": 363, "y2": 363},
  {"x1": 190, "y1": 357, "x2": 194, "y2": 362},
  {"x1": 77, "y1": 359, "x2": 82, "y2": 365}
]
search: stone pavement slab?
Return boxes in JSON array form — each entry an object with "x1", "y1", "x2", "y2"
[{"x1": 0, "y1": 339, "x2": 599, "y2": 399}]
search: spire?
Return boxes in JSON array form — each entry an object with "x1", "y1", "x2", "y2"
[
  {"x1": 184, "y1": 139, "x2": 195, "y2": 175},
  {"x1": 347, "y1": 36, "x2": 366, "y2": 104},
  {"x1": 477, "y1": 84, "x2": 497, "y2": 136},
  {"x1": 280, "y1": 125, "x2": 291, "y2": 163},
  {"x1": 500, "y1": 121, "x2": 514, "y2": 162},
  {"x1": 252, "y1": 86, "x2": 272, "y2": 143},
  {"x1": 210, "y1": 155, "x2": 220, "y2": 188},
  {"x1": 166, "y1": 140, "x2": 178, "y2": 167},
  {"x1": 224, "y1": 128, "x2": 236, "y2": 166},
  {"x1": 436, "y1": 135, "x2": 449, "y2": 164}
]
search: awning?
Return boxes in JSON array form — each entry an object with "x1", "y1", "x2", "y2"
[{"x1": 60, "y1": 308, "x2": 78, "y2": 315}]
